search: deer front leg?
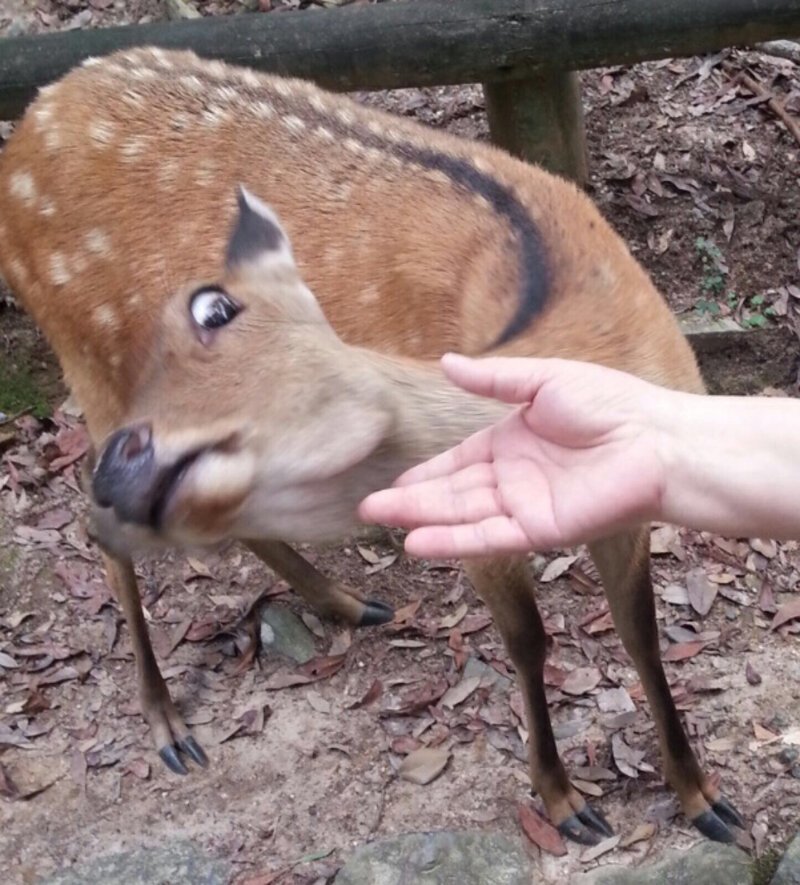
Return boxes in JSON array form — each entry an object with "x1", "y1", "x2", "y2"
[
  {"x1": 465, "y1": 558, "x2": 614, "y2": 845},
  {"x1": 589, "y1": 528, "x2": 745, "y2": 842},
  {"x1": 246, "y1": 539, "x2": 394, "y2": 627},
  {"x1": 101, "y1": 550, "x2": 208, "y2": 774}
]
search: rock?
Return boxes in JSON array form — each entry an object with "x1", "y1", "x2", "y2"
[
  {"x1": 463, "y1": 656, "x2": 512, "y2": 693},
  {"x1": 574, "y1": 842, "x2": 751, "y2": 884},
  {"x1": 772, "y1": 833, "x2": 800, "y2": 885},
  {"x1": 165, "y1": 0, "x2": 202, "y2": 20},
  {"x1": 335, "y1": 831, "x2": 534, "y2": 885},
  {"x1": 40, "y1": 841, "x2": 230, "y2": 885},
  {"x1": 260, "y1": 604, "x2": 316, "y2": 664}
]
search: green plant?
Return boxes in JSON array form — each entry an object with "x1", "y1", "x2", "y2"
[{"x1": 695, "y1": 237, "x2": 729, "y2": 297}]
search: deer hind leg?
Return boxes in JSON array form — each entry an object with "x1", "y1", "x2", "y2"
[
  {"x1": 465, "y1": 557, "x2": 614, "y2": 845},
  {"x1": 589, "y1": 527, "x2": 745, "y2": 842},
  {"x1": 246, "y1": 539, "x2": 394, "y2": 627}
]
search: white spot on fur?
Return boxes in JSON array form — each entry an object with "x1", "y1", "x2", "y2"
[
  {"x1": 205, "y1": 60, "x2": 228, "y2": 80},
  {"x1": 130, "y1": 67, "x2": 157, "y2": 81},
  {"x1": 213, "y1": 85, "x2": 239, "y2": 103},
  {"x1": 195, "y1": 163, "x2": 216, "y2": 187},
  {"x1": 8, "y1": 258, "x2": 28, "y2": 286},
  {"x1": 344, "y1": 138, "x2": 364, "y2": 155},
  {"x1": 473, "y1": 194, "x2": 491, "y2": 211},
  {"x1": 157, "y1": 159, "x2": 180, "y2": 189},
  {"x1": 88, "y1": 119, "x2": 115, "y2": 147},
  {"x1": 33, "y1": 103, "x2": 53, "y2": 130},
  {"x1": 8, "y1": 171, "x2": 37, "y2": 206},
  {"x1": 201, "y1": 106, "x2": 229, "y2": 128},
  {"x1": 85, "y1": 228, "x2": 111, "y2": 256},
  {"x1": 238, "y1": 69, "x2": 261, "y2": 88},
  {"x1": 40, "y1": 197, "x2": 56, "y2": 217},
  {"x1": 336, "y1": 108, "x2": 356, "y2": 126},
  {"x1": 44, "y1": 127, "x2": 61, "y2": 151},
  {"x1": 363, "y1": 147, "x2": 383, "y2": 164},
  {"x1": 110, "y1": 352, "x2": 122, "y2": 368},
  {"x1": 315, "y1": 126, "x2": 335, "y2": 143},
  {"x1": 366, "y1": 120, "x2": 385, "y2": 137},
  {"x1": 179, "y1": 75, "x2": 204, "y2": 92},
  {"x1": 93, "y1": 304, "x2": 118, "y2": 329},
  {"x1": 472, "y1": 157, "x2": 491, "y2": 173},
  {"x1": 359, "y1": 284, "x2": 380, "y2": 305},
  {"x1": 251, "y1": 100, "x2": 274, "y2": 119},
  {"x1": 149, "y1": 48, "x2": 174, "y2": 69},
  {"x1": 121, "y1": 90, "x2": 145, "y2": 108},
  {"x1": 309, "y1": 94, "x2": 327, "y2": 114},
  {"x1": 37, "y1": 83, "x2": 60, "y2": 101},
  {"x1": 273, "y1": 81, "x2": 293, "y2": 97},
  {"x1": 283, "y1": 115, "x2": 306, "y2": 134},
  {"x1": 49, "y1": 252, "x2": 71, "y2": 286},
  {"x1": 120, "y1": 136, "x2": 147, "y2": 160},
  {"x1": 71, "y1": 252, "x2": 89, "y2": 275},
  {"x1": 170, "y1": 112, "x2": 192, "y2": 131},
  {"x1": 103, "y1": 64, "x2": 128, "y2": 78},
  {"x1": 424, "y1": 169, "x2": 450, "y2": 186},
  {"x1": 82, "y1": 56, "x2": 102, "y2": 67}
]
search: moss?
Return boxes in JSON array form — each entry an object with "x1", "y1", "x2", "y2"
[
  {"x1": 752, "y1": 846, "x2": 783, "y2": 885},
  {"x1": 0, "y1": 357, "x2": 51, "y2": 418}
]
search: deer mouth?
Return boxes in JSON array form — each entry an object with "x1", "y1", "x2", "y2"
[{"x1": 148, "y1": 449, "x2": 207, "y2": 530}]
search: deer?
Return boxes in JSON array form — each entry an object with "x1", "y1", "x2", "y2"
[{"x1": 0, "y1": 47, "x2": 745, "y2": 845}]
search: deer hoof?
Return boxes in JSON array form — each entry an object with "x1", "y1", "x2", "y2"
[
  {"x1": 557, "y1": 805, "x2": 614, "y2": 845},
  {"x1": 691, "y1": 809, "x2": 737, "y2": 843},
  {"x1": 159, "y1": 744, "x2": 189, "y2": 775},
  {"x1": 358, "y1": 599, "x2": 395, "y2": 627},
  {"x1": 177, "y1": 736, "x2": 209, "y2": 768}
]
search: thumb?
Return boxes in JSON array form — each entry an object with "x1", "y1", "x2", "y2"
[{"x1": 441, "y1": 353, "x2": 559, "y2": 405}]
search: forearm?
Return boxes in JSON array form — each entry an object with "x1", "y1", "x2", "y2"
[{"x1": 654, "y1": 390, "x2": 800, "y2": 540}]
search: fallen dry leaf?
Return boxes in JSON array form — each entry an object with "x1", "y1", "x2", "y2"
[
  {"x1": 620, "y1": 822, "x2": 656, "y2": 848},
  {"x1": 347, "y1": 678, "x2": 383, "y2": 710},
  {"x1": 517, "y1": 802, "x2": 567, "y2": 856},
  {"x1": 561, "y1": 667, "x2": 602, "y2": 696},
  {"x1": 441, "y1": 676, "x2": 481, "y2": 710},
  {"x1": 662, "y1": 640, "x2": 705, "y2": 662},
  {"x1": 540, "y1": 555, "x2": 577, "y2": 583},
  {"x1": 771, "y1": 598, "x2": 800, "y2": 631},
  {"x1": 686, "y1": 569, "x2": 718, "y2": 616},
  {"x1": 397, "y1": 746, "x2": 450, "y2": 785},
  {"x1": 581, "y1": 834, "x2": 622, "y2": 862},
  {"x1": 439, "y1": 603, "x2": 468, "y2": 630},
  {"x1": 661, "y1": 584, "x2": 690, "y2": 605},
  {"x1": 745, "y1": 662, "x2": 762, "y2": 686}
]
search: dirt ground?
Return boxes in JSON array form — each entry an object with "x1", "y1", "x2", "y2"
[{"x1": 2, "y1": 2, "x2": 800, "y2": 884}]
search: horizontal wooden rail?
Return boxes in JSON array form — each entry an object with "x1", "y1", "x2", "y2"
[{"x1": 1, "y1": 0, "x2": 800, "y2": 118}]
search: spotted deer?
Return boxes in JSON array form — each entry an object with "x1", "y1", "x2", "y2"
[{"x1": 0, "y1": 47, "x2": 744, "y2": 844}]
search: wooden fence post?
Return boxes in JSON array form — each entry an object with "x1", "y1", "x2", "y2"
[{"x1": 484, "y1": 71, "x2": 588, "y2": 186}]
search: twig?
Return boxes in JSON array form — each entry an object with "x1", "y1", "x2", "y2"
[
  {"x1": 754, "y1": 40, "x2": 800, "y2": 65},
  {"x1": 723, "y1": 61, "x2": 800, "y2": 148}
]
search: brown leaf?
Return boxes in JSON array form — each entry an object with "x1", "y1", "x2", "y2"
[
  {"x1": 458, "y1": 613, "x2": 493, "y2": 635},
  {"x1": 166, "y1": 617, "x2": 193, "y2": 658},
  {"x1": 297, "y1": 654, "x2": 346, "y2": 681},
  {"x1": 441, "y1": 676, "x2": 481, "y2": 709},
  {"x1": 620, "y1": 822, "x2": 656, "y2": 847},
  {"x1": 611, "y1": 733, "x2": 650, "y2": 778},
  {"x1": 662, "y1": 640, "x2": 705, "y2": 662},
  {"x1": 263, "y1": 669, "x2": 313, "y2": 690},
  {"x1": 750, "y1": 538, "x2": 777, "y2": 559},
  {"x1": 391, "y1": 736, "x2": 422, "y2": 755},
  {"x1": 561, "y1": 667, "x2": 602, "y2": 696},
  {"x1": 390, "y1": 599, "x2": 422, "y2": 629},
  {"x1": 540, "y1": 555, "x2": 577, "y2": 583},
  {"x1": 771, "y1": 598, "x2": 800, "y2": 631},
  {"x1": 581, "y1": 834, "x2": 622, "y2": 862},
  {"x1": 583, "y1": 610, "x2": 615, "y2": 635},
  {"x1": 753, "y1": 722, "x2": 778, "y2": 742},
  {"x1": 572, "y1": 778, "x2": 604, "y2": 798},
  {"x1": 35, "y1": 507, "x2": 73, "y2": 530},
  {"x1": 356, "y1": 545, "x2": 381, "y2": 564},
  {"x1": 661, "y1": 584, "x2": 690, "y2": 605},
  {"x1": 397, "y1": 746, "x2": 450, "y2": 785},
  {"x1": 124, "y1": 758, "x2": 151, "y2": 780},
  {"x1": 448, "y1": 628, "x2": 466, "y2": 670},
  {"x1": 389, "y1": 678, "x2": 449, "y2": 715},
  {"x1": 517, "y1": 803, "x2": 567, "y2": 856},
  {"x1": 758, "y1": 580, "x2": 778, "y2": 614},
  {"x1": 686, "y1": 569, "x2": 718, "y2": 616},
  {"x1": 347, "y1": 678, "x2": 382, "y2": 710},
  {"x1": 186, "y1": 556, "x2": 214, "y2": 579},
  {"x1": 439, "y1": 603, "x2": 468, "y2": 630}
]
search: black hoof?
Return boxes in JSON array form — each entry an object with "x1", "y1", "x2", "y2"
[
  {"x1": 558, "y1": 814, "x2": 603, "y2": 846},
  {"x1": 712, "y1": 796, "x2": 745, "y2": 830},
  {"x1": 692, "y1": 809, "x2": 736, "y2": 843},
  {"x1": 178, "y1": 736, "x2": 209, "y2": 768},
  {"x1": 159, "y1": 744, "x2": 189, "y2": 775},
  {"x1": 577, "y1": 804, "x2": 615, "y2": 838},
  {"x1": 358, "y1": 599, "x2": 395, "y2": 627}
]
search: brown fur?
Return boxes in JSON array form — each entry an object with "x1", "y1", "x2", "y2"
[{"x1": 0, "y1": 48, "x2": 735, "y2": 841}]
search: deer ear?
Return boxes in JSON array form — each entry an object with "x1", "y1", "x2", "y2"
[{"x1": 226, "y1": 186, "x2": 295, "y2": 273}]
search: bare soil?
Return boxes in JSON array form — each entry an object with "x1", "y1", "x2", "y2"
[{"x1": 2, "y1": 2, "x2": 800, "y2": 883}]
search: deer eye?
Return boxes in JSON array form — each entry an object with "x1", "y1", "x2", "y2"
[{"x1": 189, "y1": 287, "x2": 241, "y2": 330}]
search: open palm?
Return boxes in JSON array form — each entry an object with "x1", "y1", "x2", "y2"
[{"x1": 359, "y1": 355, "x2": 668, "y2": 557}]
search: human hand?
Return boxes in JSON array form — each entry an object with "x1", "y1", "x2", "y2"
[{"x1": 359, "y1": 354, "x2": 673, "y2": 557}]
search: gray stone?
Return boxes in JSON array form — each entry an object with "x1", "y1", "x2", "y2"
[
  {"x1": 335, "y1": 831, "x2": 534, "y2": 885},
  {"x1": 260, "y1": 604, "x2": 316, "y2": 664},
  {"x1": 39, "y1": 841, "x2": 230, "y2": 885},
  {"x1": 463, "y1": 656, "x2": 512, "y2": 693},
  {"x1": 772, "y1": 833, "x2": 800, "y2": 885},
  {"x1": 575, "y1": 842, "x2": 751, "y2": 885}
]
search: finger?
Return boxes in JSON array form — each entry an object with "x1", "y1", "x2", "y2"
[
  {"x1": 359, "y1": 469, "x2": 502, "y2": 529},
  {"x1": 441, "y1": 353, "x2": 559, "y2": 405},
  {"x1": 404, "y1": 516, "x2": 533, "y2": 559},
  {"x1": 392, "y1": 426, "x2": 497, "y2": 486}
]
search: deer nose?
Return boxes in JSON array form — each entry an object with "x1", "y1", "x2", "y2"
[{"x1": 92, "y1": 423, "x2": 157, "y2": 525}]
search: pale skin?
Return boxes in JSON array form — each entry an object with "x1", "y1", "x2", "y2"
[{"x1": 359, "y1": 353, "x2": 800, "y2": 557}]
